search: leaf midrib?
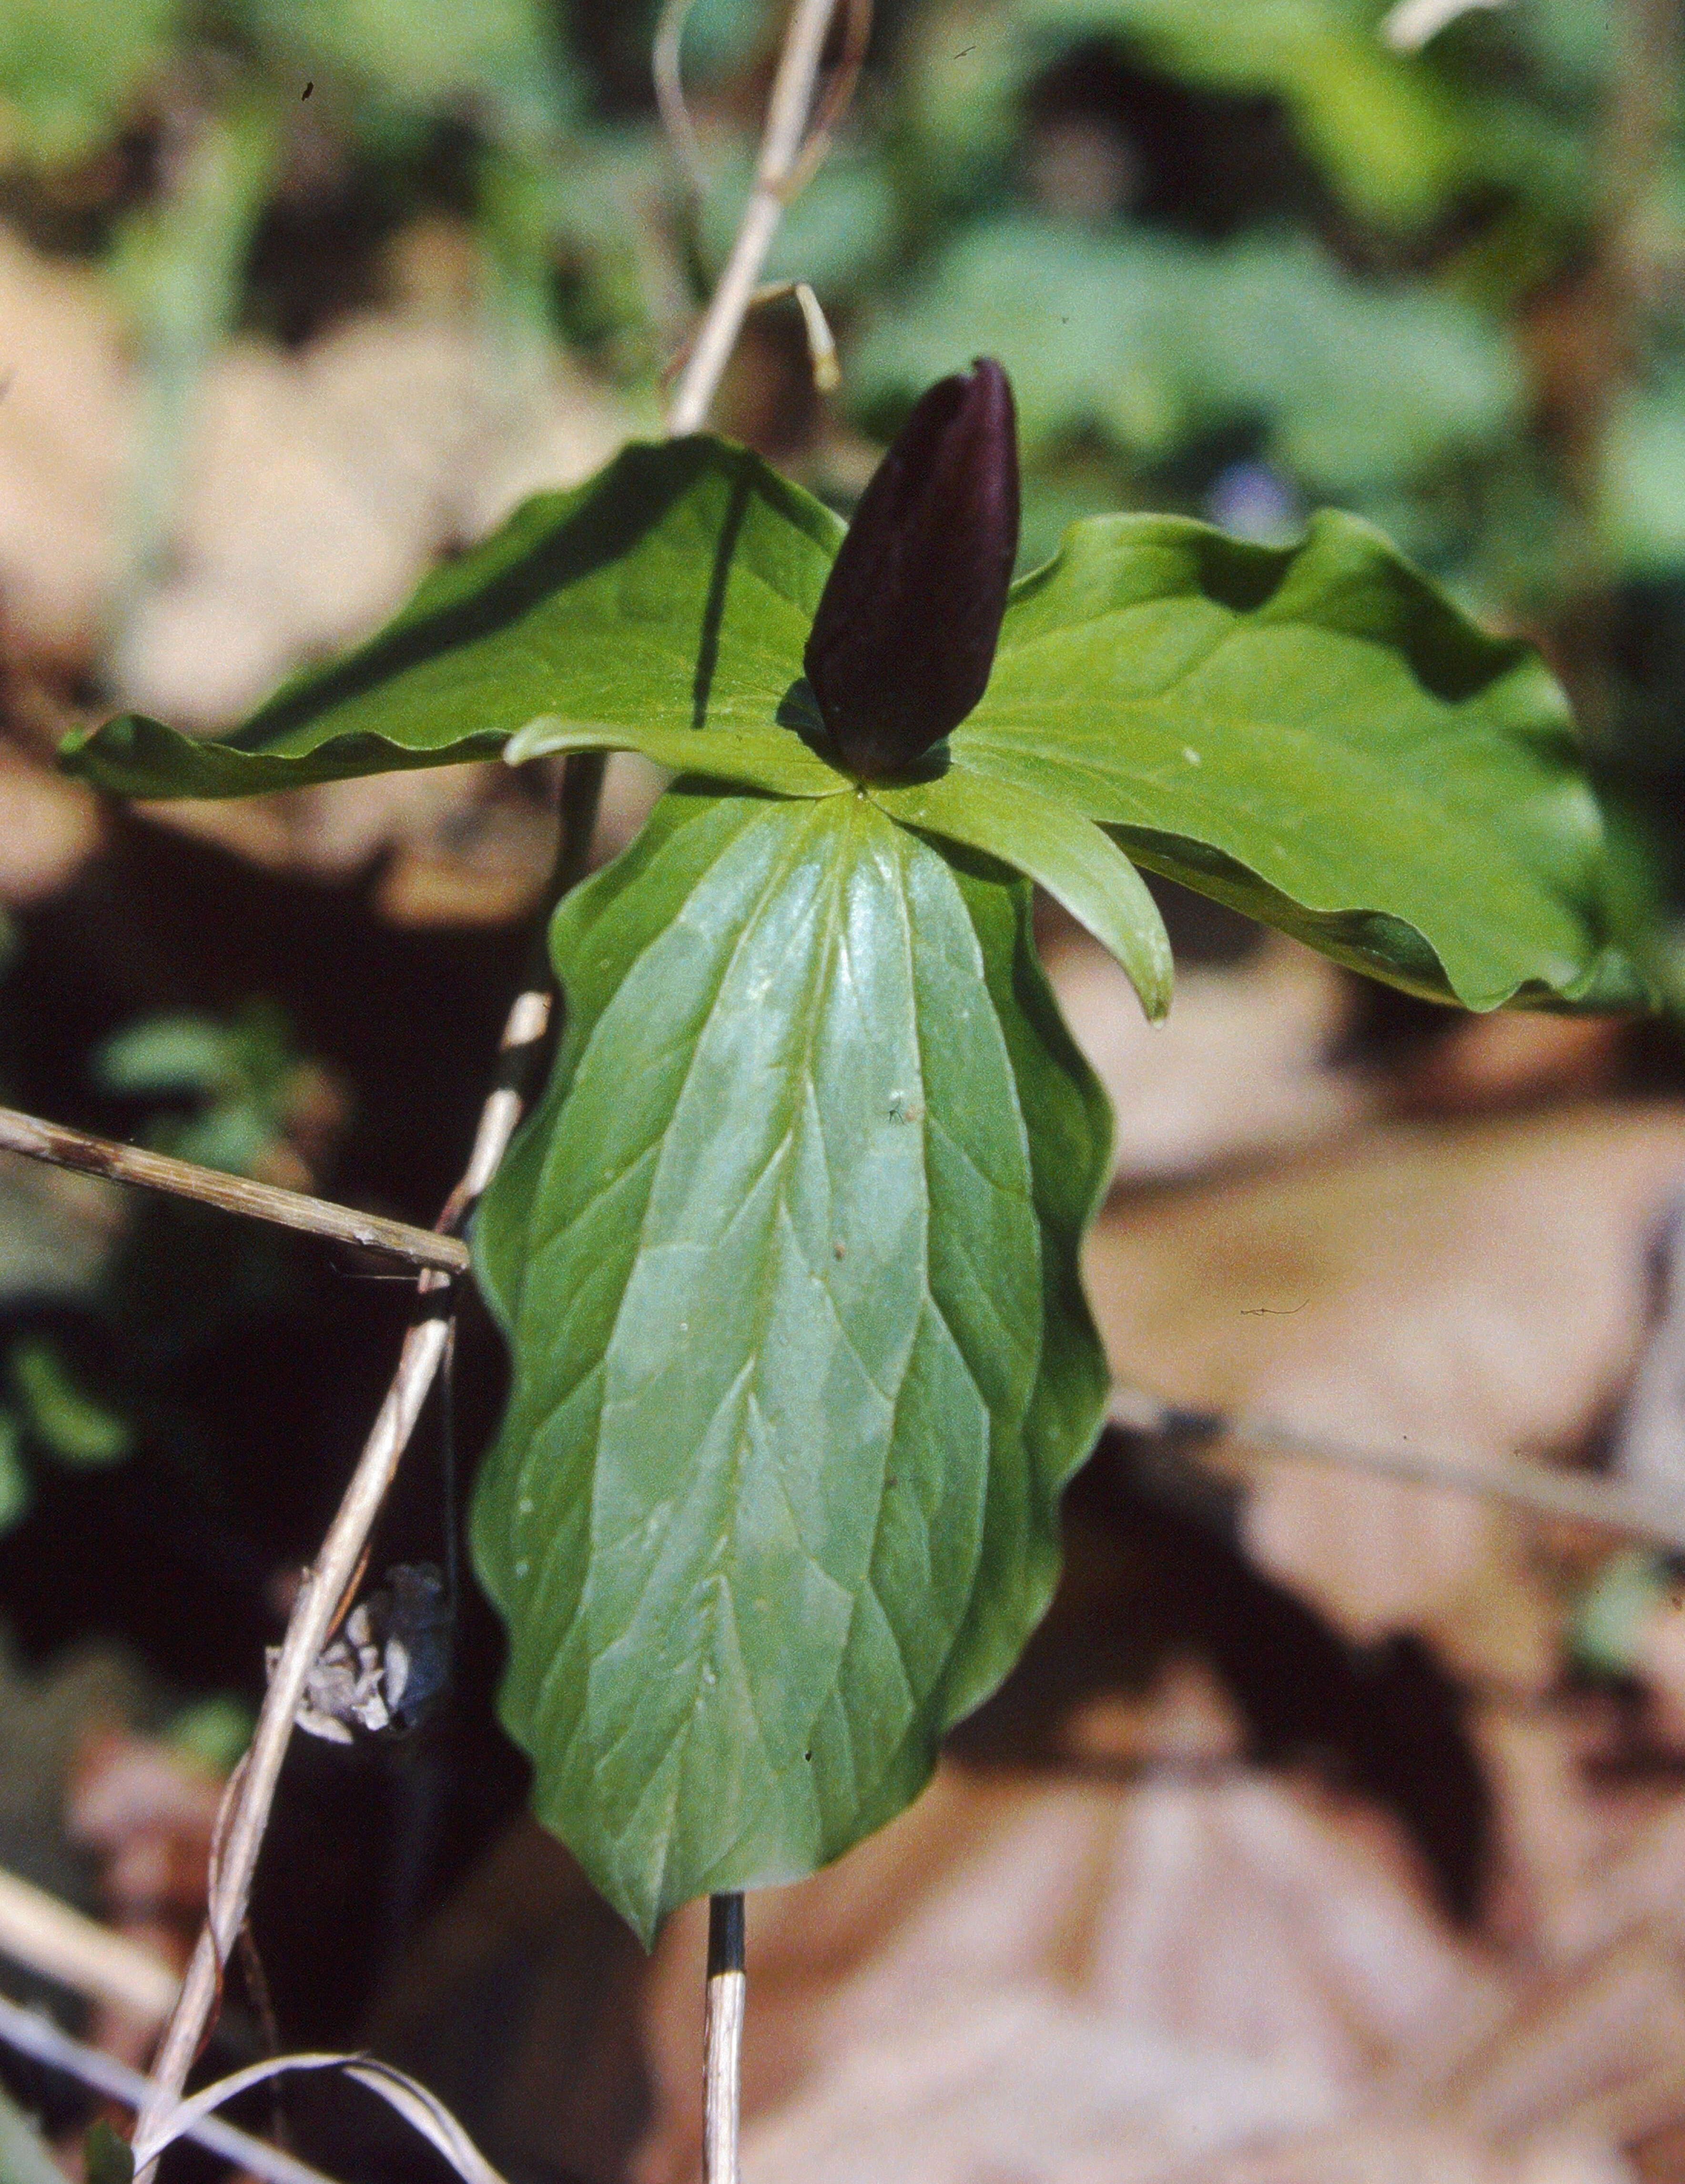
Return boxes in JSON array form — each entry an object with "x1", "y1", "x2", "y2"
[{"x1": 577, "y1": 795, "x2": 872, "y2": 1851}]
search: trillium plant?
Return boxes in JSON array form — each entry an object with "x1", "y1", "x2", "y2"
[{"x1": 64, "y1": 355, "x2": 1643, "y2": 1950}]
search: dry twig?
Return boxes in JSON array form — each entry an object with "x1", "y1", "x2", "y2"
[
  {"x1": 0, "y1": 1992, "x2": 339, "y2": 2184},
  {"x1": 1110, "y1": 1383, "x2": 1685, "y2": 1555},
  {"x1": 0, "y1": 1107, "x2": 470, "y2": 1277},
  {"x1": 653, "y1": 0, "x2": 708, "y2": 201},
  {"x1": 666, "y1": 0, "x2": 855, "y2": 434},
  {"x1": 130, "y1": 927, "x2": 573, "y2": 2170},
  {"x1": 703, "y1": 1893, "x2": 746, "y2": 2184},
  {"x1": 130, "y1": 1, "x2": 869, "y2": 2162},
  {"x1": 0, "y1": 1868, "x2": 179, "y2": 2027}
]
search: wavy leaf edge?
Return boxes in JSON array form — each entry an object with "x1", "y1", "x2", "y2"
[{"x1": 57, "y1": 446, "x2": 1644, "y2": 1014}]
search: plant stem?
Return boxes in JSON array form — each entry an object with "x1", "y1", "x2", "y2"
[
  {"x1": 703, "y1": 1894, "x2": 746, "y2": 2184},
  {"x1": 666, "y1": 0, "x2": 844, "y2": 435},
  {"x1": 662, "y1": 0, "x2": 860, "y2": 2141},
  {"x1": 1109, "y1": 1384, "x2": 1685, "y2": 1553},
  {"x1": 130, "y1": 756, "x2": 603, "y2": 2172},
  {"x1": 0, "y1": 1107, "x2": 470, "y2": 1276},
  {"x1": 0, "y1": 1992, "x2": 341, "y2": 2184},
  {"x1": 135, "y1": 0, "x2": 853, "y2": 2132},
  {"x1": 0, "y1": 1866, "x2": 179, "y2": 2026}
]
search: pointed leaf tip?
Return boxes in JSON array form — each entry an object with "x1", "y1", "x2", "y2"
[{"x1": 805, "y1": 358, "x2": 1019, "y2": 779}]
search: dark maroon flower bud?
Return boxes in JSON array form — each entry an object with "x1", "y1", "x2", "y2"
[{"x1": 804, "y1": 358, "x2": 1019, "y2": 779}]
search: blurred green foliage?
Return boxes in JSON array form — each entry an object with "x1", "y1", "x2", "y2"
[
  {"x1": 9, "y1": 1339, "x2": 131, "y2": 1467},
  {"x1": 0, "y1": 0, "x2": 1667, "y2": 596},
  {"x1": 0, "y1": 1415, "x2": 24, "y2": 1537},
  {"x1": 94, "y1": 1002, "x2": 331, "y2": 1179},
  {"x1": 0, "y1": 0, "x2": 179, "y2": 167},
  {"x1": 907, "y1": 0, "x2": 1470, "y2": 225},
  {"x1": 164, "y1": 1690, "x2": 255, "y2": 1770},
  {"x1": 0, "y1": 996, "x2": 335, "y2": 1539},
  {"x1": 0, "y1": 0, "x2": 1681, "y2": 906},
  {"x1": 852, "y1": 219, "x2": 1518, "y2": 492}
]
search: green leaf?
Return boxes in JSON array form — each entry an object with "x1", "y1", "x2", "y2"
[
  {"x1": 0, "y1": 1415, "x2": 26, "y2": 1538},
  {"x1": 852, "y1": 221, "x2": 1517, "y2": 493},
  {"x1": 82, "y1": 2121, "x2": 134, "y2": 2184},
  {"x1": 62, "y1": 437, "x2": 841, "y2": 799},
  {"x1": 1600, "y1": 386, "x2": 1685, "y2": 579},
  {"x1": 1568, "y1": 1548, "x2": 1672, "y2": 1679},
  {"x1": 471, "y1": 783, "x2": 1111, "y2": 1943},
  {"x1": 65, "y1": 427, "x2": 1638, "y2": 1014},
  {"x1": 94, "y1": 1012, "x2": 244, "y2": 1099},
  {"x1": 164, "y1": 1694, "x2": 255, "y2": 1774},
  {"x1": 0, "y1": 0, "x2": 180, "y2": 166},
  {"x1": 0, "y1": 2083, "x2": 66, "y2": 2184},
  {"x1": 240, "y1": 0, "x2": 583, "y2": 138},
  {"x1": 11, "y1": 1340, "x2": 132, "y2": 1466},
  {"x1": 1018, "y1": 0, "x2": 1468, "y2": 226},
  {"x1": 873, "y1": 767, "x2": 1173, "y2": 1020},
  {"x1": 504, "y1": 714, "x2": 843, "y2": 799},
  {"x1": 954, "y1": 507, "x2": 1645, "y2": 1011}
]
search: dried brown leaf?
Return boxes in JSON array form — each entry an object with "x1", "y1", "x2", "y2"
[
  {"x1": 0, "y1": 224, "x2": 130, "y2": 666},
  {"x1": 1086, "y1": 1111, "x2": 1685, "y2": 1658},
  {"x1": 1046, "y1": 933, "x2": 1371, "y2": 1186},
  {"x1": 0, "y1": 745, "x2": 101, "y2": 905}
]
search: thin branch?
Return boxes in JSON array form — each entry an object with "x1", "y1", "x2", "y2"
[
  {"x1": 135, "y1": 1304, "x2": 453, "y2": 2168},
  {"x1": 1109, "y1": 1384, "x2": 1685, "y2": 1555},
  {"x1": 782, "y1": 0, "x2": 873, "y2": 203},
  {"x1": 654, "y1": 0, "x2": 707, "y2": 201},
  {"x1": 666, "y1": 0, "x2": 847, "y2": 435},
  {"x1": 0, "y1": 1108, "x2": 470, "y2": 1277},
  {"x1": 703, "y1": 1894, "x2": 746, "y2": 2184},
  {"x1": 664, "y1": 279, "x2": 841, "y2": 396},
  {"x1": 136, "y1": 0, "x2": 846, "y2": 2136},
  {"x1": 0, "y1": 1868, "x2": 179, "y2": 2027},
  {"x1": 0, "y1": 1992, "x2": 342, "y2": 2184},
  {"x1": 131, "y1": 764, "x2": 602, "y2": 2172}
]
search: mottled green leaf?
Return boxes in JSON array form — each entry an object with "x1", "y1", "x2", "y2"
[
  {"x1": 62, "y1": 438, "x2": 840, "y2": 799},
  {"x1": 873, "y1": 767, "x2": 1173, "y2": 1019},
  {"x1": 954, "y1": 507, "x2": 1644, "y2": 1011},
  {"x1": 471, "y1": 783, "x2": 1110, "y2": 1943},
  {"x1": 66, "y1": 431, "x2": 1639, "y2": 1013},
  {"x1": 853, "y1": 222, "x2": 1517, "y2": 493}
]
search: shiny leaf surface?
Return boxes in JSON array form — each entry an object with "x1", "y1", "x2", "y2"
[
  {"x1": 957, "y1": 508, "x2": 1644, "y2": 1011},
  {"x1": 62, "y1": 437, "x2": 839, "y2": 799},
  {"x1": 471, "y1": 784, "x2": 1111, "y2": 1941}
]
